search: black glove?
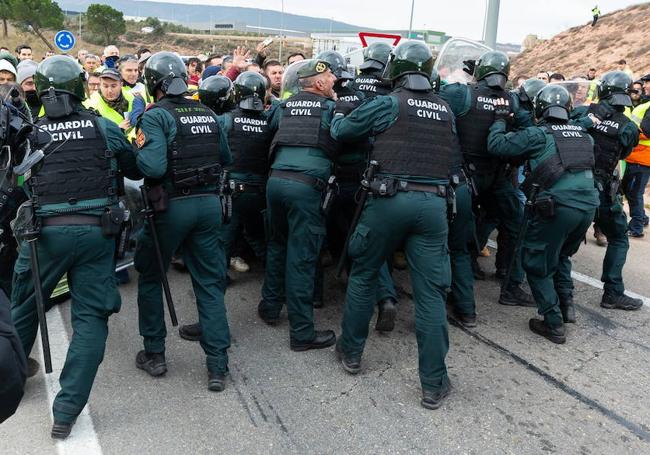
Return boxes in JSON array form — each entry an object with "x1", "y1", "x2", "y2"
[
  {"x1": 334, "y1": 101, "x2": 355, "y2": 117},
  {"x1": 462, "y1": 59, "x2": 476, "y2": 76}
]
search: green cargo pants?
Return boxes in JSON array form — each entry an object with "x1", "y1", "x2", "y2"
[
  {"x1": 448, "y1": 182, "x2": 476, "y2": 316},
  {"x1": 474, "y1": 170, "x2": 525, "y2": 283},
  {"x1": 135, "y1": 194, "x2": 230, "y2": 375},
  {"x1": 594, "y1": 191, "x2": 629, "y2": 296},
  {"x1": 11, "y1": 225, "x2": 119, "y2": 424},
  {"x1": 260, "y1": 176, "x2": 326, "y2": 343},
  {"x1": 339, "y1": 191, "x2": 451, "y2": 393},
  {"x1": 219, "y1": 184, "x2": 267, "y2": 263},
  {"x1": 522, "y1": 203, "x2": 596, "y2": 328}
]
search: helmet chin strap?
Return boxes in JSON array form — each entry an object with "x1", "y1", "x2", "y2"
[{"x1": 41, "y1": 87, "x2": 74, "y2": 119}]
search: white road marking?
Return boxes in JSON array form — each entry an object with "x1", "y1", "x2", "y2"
[
  {"x1": 486, "y1": 239, "x2": 650, "y2": 310},
  {"x1": 37, "y1": 305, "x2": 103, "y2": 455}
]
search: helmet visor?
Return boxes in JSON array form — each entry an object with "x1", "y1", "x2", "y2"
[
  {"x1": 608, "y1": 92, "x2": 632, "y2": 107},
  {"x1": 484, "y1": 73, "x2": 507, "y2": 90},
  {"x1": 239, "y1": 96, "x2": 265, "y2": 111}
]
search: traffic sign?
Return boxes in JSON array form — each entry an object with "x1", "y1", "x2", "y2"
[
  {"x1": 358, "y1": 32, "x2": 402, "y2": 48},
  {"x1": 54, "y1": 30, "x2": 76, "y2": 52}
]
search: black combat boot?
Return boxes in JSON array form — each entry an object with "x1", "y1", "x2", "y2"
[
  {"x1": 450, "y1": 309, "x2": 477, "y2": 328},
  {"x1": 559, "y1": 295, "x2": 576, "y2": 323},
  {"x1": 600, "y1": 292, "x2": 643, "y2": 311},
  {"x1": 208, "y1": 371, "x2": 227, "y2": 392},
  {"x1": 499, "y1": 282, "x2": 536, "y2": 307},
  {"x1": 335, "y1": 341, "x2": 361, "y2": 374},
  {"x1": 421, "y1": 378, "x2": 451, "y2": 410},
  {"x1": 257, "y1": 300, "x2": 280, "y2": 325},
  {"x1": 51, "y1": 420, "x2": 75, "y2": 439},
  {"x1": 375, "y1": 297, "x2": 397, "y2": 332},
  {"x1": 179, "y1": 322, "x2": 202, "y2": 341},
  {"x1": 290, "y1": 330, "x2": 336, "y2": 352},
  {"x1": 529, "y1": 319, "x2": 566, "y2": 344},
  {"x1": 135, "y1": 350, "x2": 167, "y2": 377}
]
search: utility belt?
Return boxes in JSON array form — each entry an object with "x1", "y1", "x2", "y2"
[
  {"x1": 228, "y1": 180, "x2": 266, "y2": 195},
  {"x1": 39, "y1": 205, "x2": 129, "y2": 241},
  {"x1": 368, "y1": 177, "x2": 456, "y2": 221},
  {"x1": 171, "y1": 164, "x2": 222, "y2": 190},
  {"x1": 268, "y1": 169, "x2": 338, "y2": 214}
]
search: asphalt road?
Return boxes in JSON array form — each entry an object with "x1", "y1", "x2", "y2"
[{"x1": 2, "y1": 226, "x2": 650, "y2": 455}]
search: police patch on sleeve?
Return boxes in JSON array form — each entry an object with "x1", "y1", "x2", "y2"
[{"x1": 135, "y1": 128, "x2": 146, "y2": 148}]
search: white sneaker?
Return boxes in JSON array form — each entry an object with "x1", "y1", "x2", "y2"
[{"x1": 230, "y1": 256, "x2": 250, "y2": 273}]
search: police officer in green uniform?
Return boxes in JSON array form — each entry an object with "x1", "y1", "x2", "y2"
[
  {"x1": 440, "y1": 51, "x2": 534, "y2": 307},
  {"x1": 331, "y1": 41, "x2": 458, "y2": 409},
  {"x1": 133, "y1": 52, "x2": 233, "y2": 392},
  {"x1": 258, "y1": 59, "x2": 338, "y2": 351},
  {"x1": 572, "y1": 71, "x2": 642, "y2": 311},
  {"x1": 487, "y1": 85, "x2": 600, "y2": 343},
  {"x1": 10, "y1": 56, "x2": 140, "y2": 439},
  {"x1": 196, "y1": 74, "x2": 236, "y2": 115},
  {"x1": 431, "y1": 68, "x2": 478, "y2": 327},
  {"x1": 178, "y1": 71, "x2": 276, "y2": 341},
  {"x1": 350, "y1": 42, "x2": 393, "y2": 98},
  {"x1": 317, "y1": 50, "x2": 399, "y2": 331}
]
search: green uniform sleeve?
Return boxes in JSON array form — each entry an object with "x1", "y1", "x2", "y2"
[
  {"x1": 330, "y1": 95, "x2": 398, "y2": 141},
  {"x1": 98, "y1": 118, "x2": 142, "y2": 180},
  {"x1": 265, "y1": 103, "x2": 280, "y2": 134},
  {"x1": 215, "y1": 116, "x2": 232, "y2": 166},
  {"x1": 487, "y1": 119, "x2": 547, "y2": 158},
  {"x1": 439, "y1": 83, "x2": 470, "y2": 117},
  {"x1": 134, "y1": 109, "x2": 176, "y2": 179},
  {"x1": 618, "y1": 120, "x2": 640, "y2": 160}
]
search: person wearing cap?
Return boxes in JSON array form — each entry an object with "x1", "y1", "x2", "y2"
[
  {"x1": 316, "y1": 50, "x2": 399, "y2": 327},
  {"x1": 17, "y1": 59, "x2": 40, "y2": 118},
  {"x1": 85, "y1": 68, "x2": 136, "y2": 141},
  {"x1": 0, "y1": 58, "x2": 17, "y2": 84},
  {"x1": 572, "y1": 71, "x2": 642, "y2": 311},
  {"x1": 132, "y1": 52, "x2": 233, "y2": 393},
  {"x1": 258, "y1": 59, "x2": 339, "y2": 352}
]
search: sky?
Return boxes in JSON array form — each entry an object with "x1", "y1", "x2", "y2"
[{"x1": 141, "y1": 0, "x2": 643, "y2": 44}]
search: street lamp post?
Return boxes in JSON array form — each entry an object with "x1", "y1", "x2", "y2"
[
  {"x1": 407, "y1": 0, "x2": 415, "y2": 40},
  {"x1": 279, "y1": 0, "x2": 285, "y2": 62}
]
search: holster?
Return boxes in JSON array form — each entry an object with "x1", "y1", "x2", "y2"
[
  {"x1": 446, "y1": 186, "x2": 457, "y2": 223},
  {"x1": 368, "y1": 178, "x2": 398, "y2": 197},
  {"x1": 101, "y1": 206, "x2": 126, "y2": 237},
  {"x1": 321, "y1": 175, "x2": 338, "y2": 214},
  {"x1": 533, "y1": 195, "x2": 555, "y2": 219},
  {"x1": 147, "y1": 185, "x2": 169, "y2": 213}
]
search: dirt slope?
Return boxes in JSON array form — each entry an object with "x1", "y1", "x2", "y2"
[{"x1": 511, "y1": 2, "x2": 650, "y2": 79}]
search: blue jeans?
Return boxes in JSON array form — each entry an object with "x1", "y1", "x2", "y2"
[{"x1": 622, "y1": 163, "x2": 650, "y2": 235}]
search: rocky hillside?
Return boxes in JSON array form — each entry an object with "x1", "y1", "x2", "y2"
[{"x1": 511, "y1": 2, "x2": 650, "y2": 79}]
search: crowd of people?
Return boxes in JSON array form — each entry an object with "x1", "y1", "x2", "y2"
[{"x1": 0, "y1": 35, "x2": 649, "y2": 442}]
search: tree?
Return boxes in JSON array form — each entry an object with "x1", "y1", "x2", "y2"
[
  {"x1": 86, "y1": 4, "x2": 126, "y2": 45},
  {"x1": 9, "y1": 0, "x2": 64, "y2": 49},
  {"x1": 143, "y1": 16, "x2": 164, "y2": 36},
  {"x1": 0, "y1": 0, "x2": 12, "y2": 38}
]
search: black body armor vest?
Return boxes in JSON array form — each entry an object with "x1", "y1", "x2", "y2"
[
  {"x1": 30, "y1": 110, "x2": 114, "y2": 208},
  {"x1": 335, "y1": 85, "x2": 362, "y2": 104},
  {"x1": 371, "y1": 88, "x2": 458, "y2": 179},
  {"x1": 587, "y1": 103, "x2": 630, "y2": 175},
  {"x1": 227, "y1": 107, "x2": 272, "y2": 175},
  {"x1": 522, "y1": 123, "x2": 594, "y2": 195},
  {"x1": 270, "y1": 91, "x2": 339, "y2": 159},
  {"x1": 154, "y1": 97, "x2": 223, "y2": 189},
  {"x1": 351, "y1": 73, "x2": 391, "y2": 98},
  {"x1": 335, "y1": 85, "x2": 372, "y2": 160},
  {"x1": 455, "y1": 84, "x2": 512, "y2": 172}
]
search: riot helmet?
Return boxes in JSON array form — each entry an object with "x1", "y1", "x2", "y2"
[
  {"x1": 34, "y1": 56, "x2": 86, "y2": 118},
  {"x1": 474, "y1": 50, "x2": 510, "y2": 89},
  {"x1": 518, "y1": 78, "x2": 547, "y2": 103},
  {"x1": 198, "y1": 75, "x2": 235, "y2": 114},
  {"x1": 430, "y1": 67, "x2": 441, "y2": 93},
  {"x1": 233, "y1": 71, "x2": 268, "y2": 111},
  {"x1": 316, "y1": 50, "x2": 353, "y2": 80},
  {"x1": 280, "y1": 59, "x2": 311, "y2": 99},
  {"x1": 144, "y1": 52, "x2": 188, "y2": 98},
  {"x1": 597, "y1": 71, "x2": 633, "y2": 106},
  {"x1": 533, "y1": 84, "x2": 572, "y2": 121},
  {"x1": 359, "y1": 42, "x2": 393, "y2": 72},
  {"x1": 384, "y1": 41, "x2": 434, "y2": 91}
]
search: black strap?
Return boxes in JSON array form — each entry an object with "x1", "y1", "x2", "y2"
[
  {"x1": 41, "y1": 215, "x2": 101, "y2": 226},
  {"x1": 521, "y1": 154, "x2": 566, "y2": 197},
  {"x1": 395, "y1": 181, "x2": 447, "y2": 195},
  {"x1": 269, "y1": 169, "x2": 327, "y2": 192}
]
